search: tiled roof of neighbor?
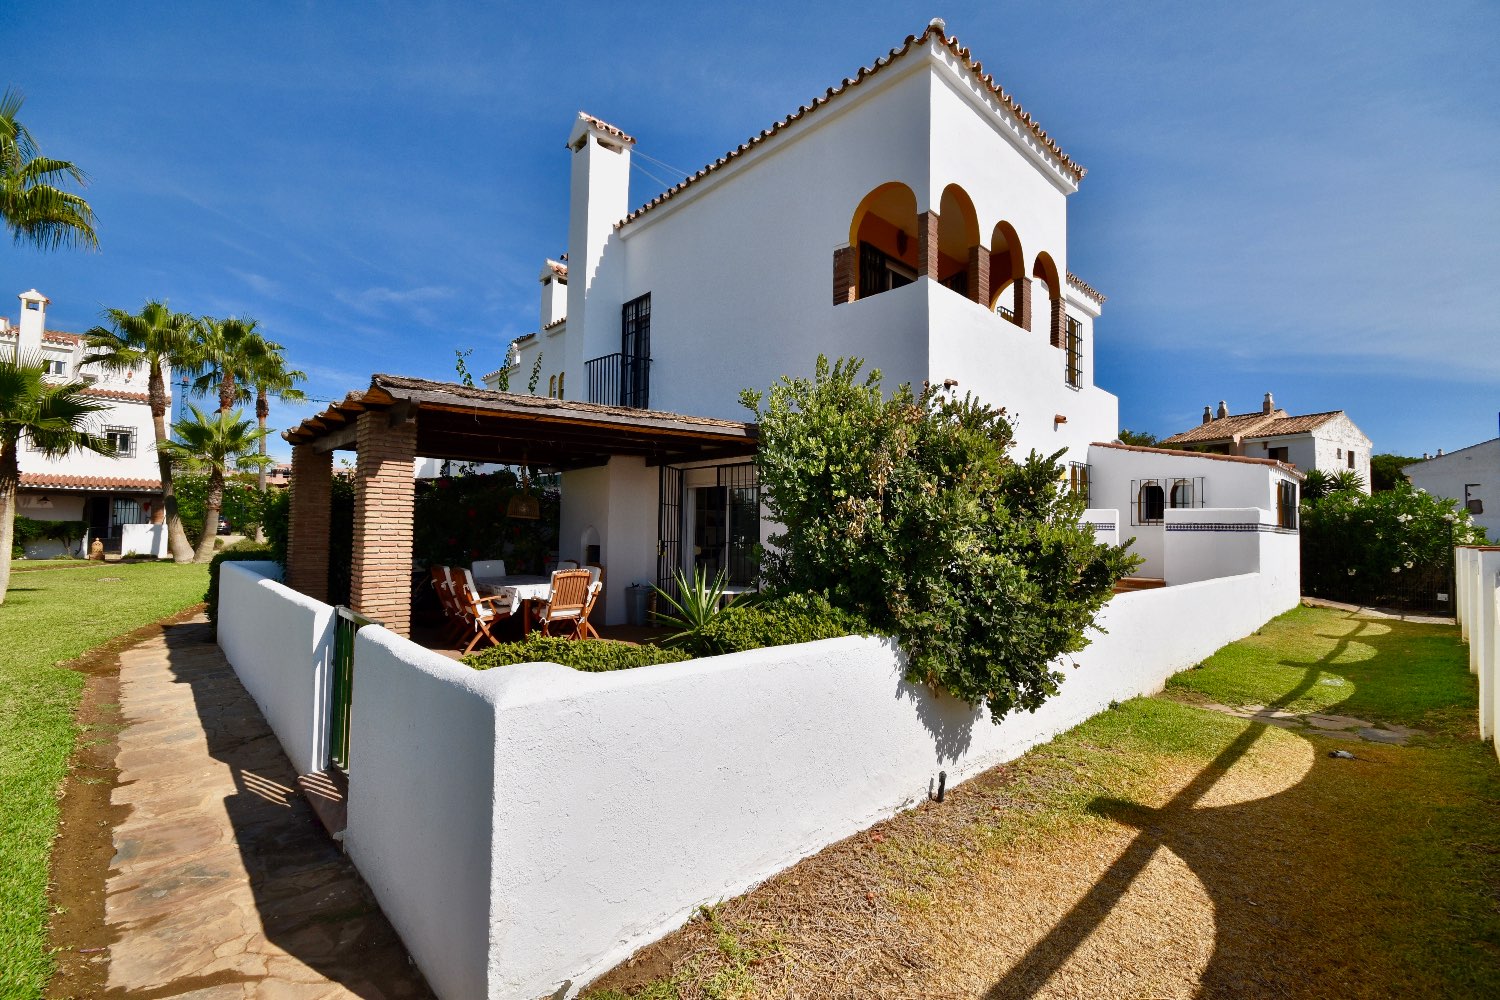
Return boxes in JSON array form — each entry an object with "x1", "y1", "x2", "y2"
[
  {"x1": 82, "y1": 387, "x2": 153, "y2": 403},
  {"x1": 1094, "y1": 441, "x2": 1304, "y2": 478},
  {"x1": 20, "y1": 472, "x2": 162, "y2": 491},
  {"x1": 577, "y1": 113, "x2": 634, "y2": 145},
  {"x1": 1065, "y1": 272, "x2": 1105, "y2": 303},
  {"x1": 1403, "y1": 437, "x2": 1500, "y2": 470},
  {"x1": 1, "y1": 328, "x2": 85, "y2": 346},
  {"x1": 542, "y1": 317, "x2": 566, "y2": 331},
  {"x1": 617, "y1": 19, "x2": 1084, "y2": 230},
  {"x1": 546, "y1": 260, "x2": 568, "y2": 280},
  {"x1": 1163, "y1": 409, "x2": 1343, "y2": 446}
]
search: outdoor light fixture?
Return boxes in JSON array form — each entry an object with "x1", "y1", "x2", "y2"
[{"x1": 507, "y1": 452, "x2": 541, "y2": 520}]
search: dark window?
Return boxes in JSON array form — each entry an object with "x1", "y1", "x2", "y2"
[
  {"x1": 43, "y1": 358, "x2": 66, "y2": 376},
  {"x1": 1137, "y1": 481, "x2": 1165, "y2": 524},
  {"x1": 1347, "y1": 450, "x2": 1356, "y2": 469},
  {"x1": 858, "y1": 242, "x2": 916, "y2": 299},
  {"x1": 1277, "y1": 480, "x2": 1299, "y2": 529},
  {"x1": 1268, "y1": 446, "x2": 1289, "y2": 463},
  {"x1": 1068, "y1": 462, "x2": 1091, "y2": 506},
  {"x1": 1065, "y1": 316, "x2": 1083, "y2": 387},
  {"x1": 104, "y1": 426, "x2": 135, "y2": 458},
  {"x1": 1169, "y1": 478, "x2": 1194, "y2": 508},
  {"x1": 621, "y1": 293, "x2": 651, "y2": 408},
  {"x1": 940, "y1": 270, "x2": 969, "y2": 297},
  {"x1": 112, "y1": 497, "x2": 145, "y2": 528}
]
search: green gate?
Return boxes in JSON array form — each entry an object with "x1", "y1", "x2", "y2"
[{"x1": 329, "y1": 606, "x2": 378, "y2": 772}]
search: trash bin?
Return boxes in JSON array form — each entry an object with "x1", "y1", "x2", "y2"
[{"x1": 626, "y1": 584, "x2": 651, "y2": 627}]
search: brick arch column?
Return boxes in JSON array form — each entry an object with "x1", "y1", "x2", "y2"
[
  {"x1": 350, "y1": 409, "x2": 418, "y2": 636},
  {"x1": 832, "y1": 245, "x2": 857, "y2": 305},
  {"x1": 287, "y1": 443, "x2": 333, "y2": 602},
  {"x1": 1015, "y1": 276, "x2": 1033, "y2": 331},
  {"x1": 917, "y1": 210, "x2": 941, "y2": 279},
  {"x1": 967, "y1": 243, "x2": 990, "y2": 306},
  {"x1": 1050, "y1": 295, "x2": 1067, "y2": 349}
]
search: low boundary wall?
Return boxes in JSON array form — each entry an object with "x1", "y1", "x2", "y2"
[
  {"x1": 217, "y1": 561, "x2": 336, "y2": 774},
  {"x1": 341, "y1": 564, "x2": 1298, "y2": 999},
  {"x1": 1456, "y1": 546, "x2": 1500, "y2": 760}
]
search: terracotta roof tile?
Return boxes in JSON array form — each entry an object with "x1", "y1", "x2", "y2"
[
  {"x1": 20, "y1": 472, "x2": 162, "y2": 491},
  {"x1": 1093, "y1": 441, "x2": 1304, "y2": 478},
  {"x1": 1065, "y1": 272, "x2": 1106, "y2": 303},
  {"x1": 617, "y1": 21, "x2": 1084, "y2": 230},
  {"x1": 577, "y1": 113, "x2": 634, "y2": 145},
  {"x1": 82, "y1": 387, "x2": 153, "y2": 403},
  {"x1": 1162, "y1": 409, "x2": 1344, "y2": 445},
  {"x1": 546, "y1": 260, "x2": 568, "y2": 280},
  {"x1": 1255, "y1": 411, "x2": 1344, "y2": 436}
]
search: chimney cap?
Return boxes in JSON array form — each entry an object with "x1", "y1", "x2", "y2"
[
  {"x1": 1202, "y1": 405, "x2": 1212, "y2": 424},
  {"x1": 18, "y1": 288, "x2": 49, "y2": 305},
  {"x1": 928, "y1": 17, "x2": 947, "y2": 33},
  {"x1": 1217, "y1": 400, "x2": 1229, "y2": 419}
]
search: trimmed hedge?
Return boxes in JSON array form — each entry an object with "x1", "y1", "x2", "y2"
[
  {"x1": 205, "y1": 541, "x2": 277, "y2": 633},
  {"x1": 464, "y1": 634, "x2": 691, "y2": 673},
  {"x1": 698, "y1": 592, "x2": 875, "y2": 655}
]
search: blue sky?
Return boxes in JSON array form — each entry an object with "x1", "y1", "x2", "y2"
[{"x1": 4, "y1": 1, "x2": 1496, "y2": 460}]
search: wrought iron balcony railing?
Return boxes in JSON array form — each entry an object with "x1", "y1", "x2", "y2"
[{"x1": 585, "y1": 352, "x2": 652, "y2": 409}]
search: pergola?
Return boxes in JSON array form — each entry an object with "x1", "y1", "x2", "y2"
[{"x1": 282, "y1": 374, "x2": 758, "y2": 636}]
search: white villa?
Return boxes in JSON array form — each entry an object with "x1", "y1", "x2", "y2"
[
  {"x1": 2, "y1": 288, "x2": 168, "y2": 558},
  {"x1": 1405, "y1": 438, "x2": 1500, "y2": 539},
  {"x1": 239, "y1": 21, "x2": 1309, "y2": 998},
  {"x1": 1161, "y1": 393, "x2": 1373, "y2": 492}
]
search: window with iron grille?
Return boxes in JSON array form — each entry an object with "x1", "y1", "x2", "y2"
[
  {"x1": 1068, "y1": 462, "x2": 1091, "y2": 506},
  {"x1": 621, "y1": 293, "x2": 651, "y2": 408},
  {"x1": 1132, "y1": 476, "x2": 1206, "y2": 525},
  {"x1": 104, "y1": 426, "x2": 135, "y2": 458},
  {"x1": 1065, "y1": 316, "x2": 1082, "y2": 387},
  {"x1": 1277, "y1": 479, "x2": 1299, "y2": 529}
]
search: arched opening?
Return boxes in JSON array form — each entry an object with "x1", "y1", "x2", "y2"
[
  {"x1": 1033, "y1": 251, "x2": 1064, "y2": 348},
  {"x1": 548, "y1": 374, "x2": 557, "y2": 398},
  {"x1": 937, "y1": 184, "x2": 981, "y2": 299},
  {"x1": 1169, "y1": 479, "x2": 1194, "y2": 509},
  {"x1": 988, "y1": 221, "x2": 1026, "y2": 326},
  {"x1": 1137, "y1": 482, "x2": 1165, "y2": 524},
  {"x1": 841, "y1": 182, "x2": 919, "y2": 302},
  {"x1": 557, "y1": 371, "x2": 566, "y2": 400}
]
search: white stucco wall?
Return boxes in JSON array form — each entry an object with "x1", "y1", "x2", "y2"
[
  {"x1": 558, "y1": 456, "x2": 660, "y2": 625},
  {"x1": 120, "y1": 522, "x2": 168, "y2": 558},
  {"x1": 1162, "y1": 506, "x2": 1299, "y2": 591},
  {"x1": 1454, "y1": 547, "x2": 1500, "y2": 761},
  {"x1": 337, "y1": 554, "x2": 1297, "y2": 999},
  {"x1": 217, "y1": 561, "x2": 335, "y2": 775},
  {"x1": 1406, "y1": 440, "x2": 1500, "y2": 539}
]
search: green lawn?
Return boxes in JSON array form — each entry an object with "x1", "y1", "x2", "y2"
[
  {"x1": 1166, "y1": 603, "x2": 1475, "y2": 736},
  {"x1": 0, "y1": 560, "x2": 209, "y2": 1000}
]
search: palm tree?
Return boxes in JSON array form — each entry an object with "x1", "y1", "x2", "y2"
[
  {"x1": 84, "y1": 302, "x2": 201, "y2": 563},
  {"x1": 0, "y1": 354, "x2": 111, "y2": 601},
  {"x1": 193, "y1": 316, "x2": 268, "y2": 416},
  {"x1": 245, "y1": 342, "x2": 305, "y2": 493},
  {"x1": 0, "y1": 87, "x2": 97, "y2": 251},
  {"x1": 159, "y1": 405, "x2": 267, "y2": 563}
]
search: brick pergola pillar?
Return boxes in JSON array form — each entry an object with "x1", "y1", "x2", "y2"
[
  {"x1": 917, "y1": 210, "x2": 941, "y2": 279},
  {"x1": 967, "y1": 244, "x2": 990, "y2": 307},
  {"x1": 832, "y1": 245, "x2": 857, "y2": 305},
  {"x1": 349, "y1": 409, "x2": 418, "y2": 636},
  {"x1": 1050, "y1": 294, "x2": 1067, "y2": 349},
  {"x1": 1015, "y1": 276, "x2": 1033, "y2": 331},
  {"x1": 286, "y1": 444, "x2": 333, "y2": 602}
]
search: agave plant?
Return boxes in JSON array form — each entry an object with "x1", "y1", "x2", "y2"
[{"x1": 652, "y1": 567, "x2": 745, "y2": 657}]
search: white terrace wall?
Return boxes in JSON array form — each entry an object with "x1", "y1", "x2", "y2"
[
  {"x1": 217, "y1": 561, "x2": 336, "y2": 775},
  {"x1": 341, "y1": 554, "x2": 1298, "y2": 999}
]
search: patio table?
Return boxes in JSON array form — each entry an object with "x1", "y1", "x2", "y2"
[{"x1": 474, "y1": 574, "x2": 551, "y2": 619}]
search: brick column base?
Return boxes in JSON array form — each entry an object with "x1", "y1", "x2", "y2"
[
  {"x1": 832, "y1": 245, "x2": 857, "y2": 305},
  {"x1": 967, "y1": 244, "x2": 990, "y2": 307},
  {"x1": 287, "y1": 444, "x2": 333, "y2": 602},
  {"x1": 350, "y1": 409, "x2": 418, "y2": 636},
  {"x1": 1050, "y1": 294, "x2": 1067, "y2": 349},
  {"x1": 1016, "y1": 276, "x2": 1033, "y2": 332},
  {"x1": 917, "y1": 210, "x2": 941, "y2": 279}
]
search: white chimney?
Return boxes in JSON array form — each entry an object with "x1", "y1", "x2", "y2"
[
  {"x1": 539, "y1": 260, "x2": 567, "y2": 328},
  {"x1": 564, "y1": 113, "x2": 634, "y2": 386},
  {"x1": 16, "y1": 288, "x2": 48, "y2": 360}
]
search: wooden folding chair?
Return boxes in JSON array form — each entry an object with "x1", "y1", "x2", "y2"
[
  {"x1": 451, "y1": 567, "x2": 513, "y2": 655},
  {"x1": 535, "y1": 569, "x2": 593, "y2": 639}
]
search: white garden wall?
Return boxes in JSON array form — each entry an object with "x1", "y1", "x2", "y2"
[
  {"x1": 336, "y1": 553, "x2": 1298, "y2": 999},
  {"x1": 216, "y1": 561, "x2": 336, "y2": 774},
  {"x1": 1456, "y1": 547, "x2": 1500, "y2": 757}
]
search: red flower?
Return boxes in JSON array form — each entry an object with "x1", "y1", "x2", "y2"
[{"x1": 467, "y1": 507, "x2": 477, "y2": 518}]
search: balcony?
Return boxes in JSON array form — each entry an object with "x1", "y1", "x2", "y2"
[{"x1": 585, "y1": 352, "x2": 652, "y2": 409}]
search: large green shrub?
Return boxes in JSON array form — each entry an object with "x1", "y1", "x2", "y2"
[
  {"x1": 465, "y1": 634, "x2": 691, "y2": 672},
  {"x1": 263, "y1": 475, "x2": 356, "y2": 605},
  {"x1": 175, "y1": 470, "x2": 272, "y2": 544},
  {"x1": 698, "y1": 592, "x2": 874, "y2": 655},
  {"x1": 741, "y1": 356, "x2": 1139, "y2": 721},
  {"x1": 11, "y1": 516, "x2": 87, "y2": 557},
  {"x1": 205, "y1": 540, "x2": 277, "y2": 632},
  {"x1": 1301, "y1": 481, "x2": 1487, "y2": 604}
]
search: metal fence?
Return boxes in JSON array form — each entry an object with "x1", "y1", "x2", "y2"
[{"x1": 329, "y1": 606, "x2": 379, "y2": 772}]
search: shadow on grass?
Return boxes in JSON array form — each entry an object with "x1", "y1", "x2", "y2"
[
  {"x1": 984, "y1": 612, "x2": 1490, "y2": 999},
  {"x1": 125, "y1": 619, "x2": 433, "y2": 999}
]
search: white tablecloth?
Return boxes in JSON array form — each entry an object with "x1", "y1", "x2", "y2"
[{"x1": 474, "y1": 575, "x2": 551, "y2": 616}]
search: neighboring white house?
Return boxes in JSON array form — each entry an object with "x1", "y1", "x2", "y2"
[
  {"x1": 1404, "y1": 438, "x2": 1500, "y2": 539},
  {"x1": 475, "y1": 20, "x2": 1301, "y2": 618},
  {"x1": 2, "y1": 288, "x2": 169, "y2": 558},
  {"x1": 1160, "y1": 393, "x2": 1372, "y2": 492}
]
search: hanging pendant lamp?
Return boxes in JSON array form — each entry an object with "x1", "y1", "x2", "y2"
[{"x1": 507, "y1": 451, "x2": 541, "y2": 520}]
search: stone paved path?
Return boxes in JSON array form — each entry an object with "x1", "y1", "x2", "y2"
[
  {"x1": 104, "y1": 617, "x2": 431, "y2": 999},
  {"x1": 1193, "y1": 700, "x2": 1426, "y2": 745}
]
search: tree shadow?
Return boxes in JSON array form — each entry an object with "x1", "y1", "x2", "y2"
[
  {"x1": 983, "y1": 612, "x2": 1441, "y2": 998},
  {"x1": 120, "y1": 619, "x2": 432, "y2": 998}
]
